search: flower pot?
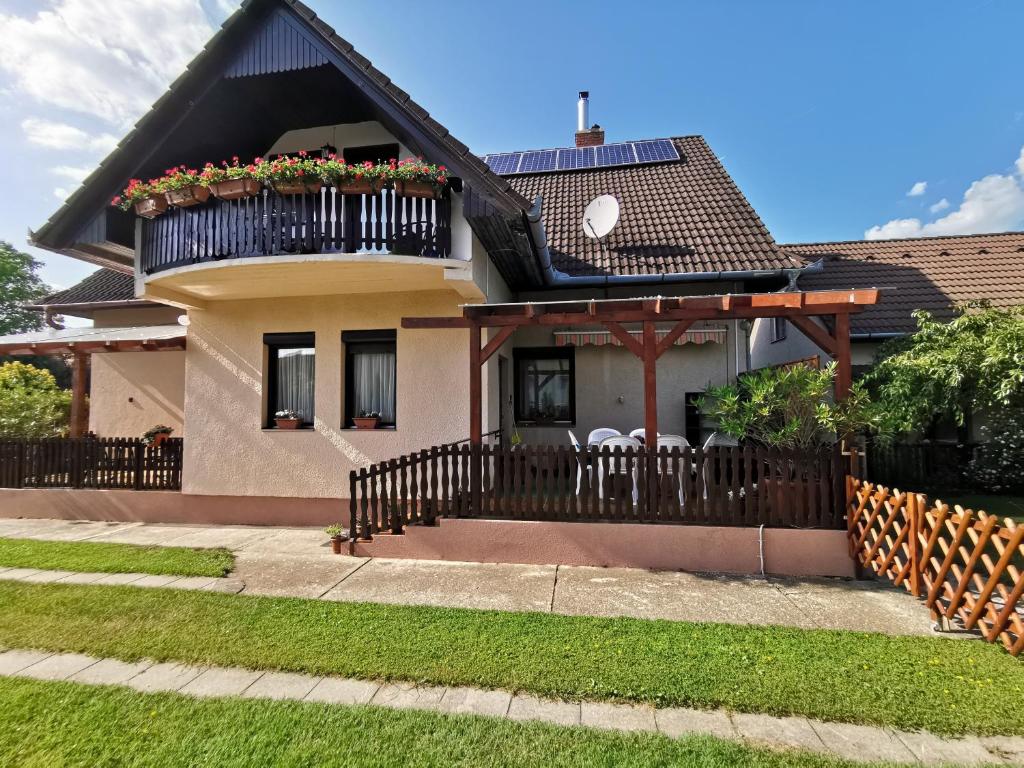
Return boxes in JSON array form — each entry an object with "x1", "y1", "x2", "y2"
[
  {"x1": 273, "y1": 179, "x2": 322, "y2": 196},
  {"x1": 330, "y1": 535, "x2": 343, "y2": 554},
  {"x1": 165, "y1": 185, "x2": 210, "y2": 208},
  {"x1": 337, "y1": 179, "x2": 378, "y2": 196},
  {"x1": 134, "y1": 195, "x2": 168, "y2": 219},
  {"x1": 352, "y1": 417, "x2": 380, "y2": 430},
  {"x1": 209, "y1": 178, "x2": 261, "y2": 200},
  {"x1": 274, "y1": 417, "x2": 302, "y2": 430},
  {"x1": 152, "y1": 432, "x2": 170, "y2": 447},
  {"x1": 393, "y1": 180, "x2": 440, "y2": 199}
]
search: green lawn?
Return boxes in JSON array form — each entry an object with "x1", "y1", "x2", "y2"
[
  {"x1": 931, "y1": 493, "x2": 1024, "y2": 521},
  {"x1": 0, "y1": 677, "x2": 900, "y2": 768},
  {"x1": 0, "y1": 537, "x2": 234, "y2": 577},
  {"x1": 1, "y1": 582, "x2": 1022, "y2": 736}
]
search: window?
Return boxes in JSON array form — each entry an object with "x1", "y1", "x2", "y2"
[
  {"x1": 513, "y1": 348, "x2": 575, "y2": 425},
  {"x1": 770, "y1": 317, "x2": 787, "y2": 343},
  {"x1": 344, "y1": 330, "x2": 397, "y2": 427},
  {"x1": 343, "y1": 143, "x2": 400, "y2": 166},
  {"x1": 265, "y1": 333, "x2": 315, "y2": 428}
]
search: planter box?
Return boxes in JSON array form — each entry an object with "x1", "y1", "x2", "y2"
[
  {"x1": 165, "y1": 185, "x2": 210, "y2": 207},
  {"x1": 352, "y1": 417, "x2": 381, "y2": 430},
  {"x1": 134, "y1": 196, "x2": 168, "y2": 219},
  {"x1": 393, "y1": 180, "x2": 440, "y2": 199},
  {"x1": 151, "y1": 432, "x2": 171, "y2": 447},
  {"x1": 209, "y1": 178, "x2": 261, "y2": 200},
  {"x1": 272, "y1": 180, "x2": 323, "y2": 196},
  {"x1": 274, "y1": 418, "x2": 302, "y2": 430},
  {"x1": 336, "y1": 179, "x2": 378, "y2": 196}
]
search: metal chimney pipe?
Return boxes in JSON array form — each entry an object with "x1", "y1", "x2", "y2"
[{"x1": 577, "y1": 91, "x2": 589, "y2": 132}]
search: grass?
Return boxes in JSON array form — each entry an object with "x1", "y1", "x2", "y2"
[
  {"x1": 933, "y1": 492, "x2": 1024, "y2": 522},
  {"x1": 0, "y1": 537, "x2": 234, "y2": 577},
  {"x1": 1, "y1": 582, "x2": 1022, "y2": 736},
  {"x1": 0, "y1": 677, "x2": 900, "y2": 768}
]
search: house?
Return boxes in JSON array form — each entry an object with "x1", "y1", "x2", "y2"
[{"x1": 0, "y1": 0, "x2": 875, "y2": 564}]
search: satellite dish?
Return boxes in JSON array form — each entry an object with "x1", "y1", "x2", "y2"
[{"x1": 582, "y1": 195, "x2": 619, "y2": 240}]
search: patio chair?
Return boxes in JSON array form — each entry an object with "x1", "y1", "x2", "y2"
[
  {"x1": 701, "y1": 432, "x2": 740, "y2": 500},
  {"x1": 568, "y1": 430, "x2": 588, "y2": 494},
  {"x1": 587, "y1": 427, "x2": 621, "y2": 447},
  {"x1": 597, "y1": 435, "x2": 641, "y2": 505},
  {"x1": 628, "y1": 427, "x2": 660, "y2": 444},
  {"x1": 655, "y1": 434, "x2": 690, "y2": 505}
]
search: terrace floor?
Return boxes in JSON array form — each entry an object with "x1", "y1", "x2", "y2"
[{"x1": 0, "y1": 517, "x2": 952, "y2": 638}]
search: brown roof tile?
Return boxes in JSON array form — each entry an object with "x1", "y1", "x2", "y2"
[
  {"x1": 504, "y1": 136, "x2": 795, "y2": 278},
  {"x1": 784, "y1": 231, "x2": 1024, "y2": 335}
]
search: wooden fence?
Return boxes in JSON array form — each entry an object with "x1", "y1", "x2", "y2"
[
  {"x1": 0, "y1": 437, "x2": 183, "y2": 491},
  {"x1": 350, "y1": 444, "x2": 845, "y2": 538},
  {"x1": 848, "y1": 477, "x2": 1023, "y2": 656},
  {"x1": 866, "y1": 441, "x2": 979, "y2": 490}
]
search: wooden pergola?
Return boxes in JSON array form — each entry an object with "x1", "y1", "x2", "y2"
[
  {"x1": 402, "y1": 289, "x2": 881, "y2": 447},
  {"x1": 0, "y1": 331, "x2": 185, "y2": 438}
]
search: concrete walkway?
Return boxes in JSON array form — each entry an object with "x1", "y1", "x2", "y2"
[
  {"x1": 0, "y1": 647, "x2": 1018, "y2": 765},
  {"x1": 0, "y1": 517, "x2": 947, "y2": 637}
]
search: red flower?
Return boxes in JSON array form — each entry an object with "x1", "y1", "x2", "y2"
[
  {"x1": 296, "y1": 169, "x2": 305, "y2": 176},
  {"x1": 298, "y1": 149, "x2": 307, "y2": 157},
  {"x1": 111, "y1": 196, "x2": 122, "y2": 206},
  {"x1": 232, "y1": 155, "x2": 239, "y2": 163}
]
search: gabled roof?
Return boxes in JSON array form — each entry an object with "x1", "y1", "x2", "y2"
[
  {"x1": 785, "y1": 231, "x2": 1024, "y2": 335},
  {"x1": 37, "y1": 269, "x2": 136, "y2": 306},
  {"x1": 504, "y1": 136, "x2": 797, "y2": 278}
]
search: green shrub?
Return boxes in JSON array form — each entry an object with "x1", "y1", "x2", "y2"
[{"x1": 0, "y1": 362, "x2": 73, "y2": 438}]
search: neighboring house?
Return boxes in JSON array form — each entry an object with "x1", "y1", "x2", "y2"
[{"x1": 0, "y1": 0, "x2": 874, "y2": 524}]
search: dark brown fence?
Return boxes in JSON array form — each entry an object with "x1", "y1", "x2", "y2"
[
  {"x1": 0, "y1": 437, "x2": 183, "y2": 491},
  {"x1": 140, "y1": 187, "x2": 452, "y2": 274},
  {"x1": 867, "y1": 441, "x2": 978, "y2": 490},
  {"x1": 349, "y1": 444, "x2": 845, "y2": 538}
]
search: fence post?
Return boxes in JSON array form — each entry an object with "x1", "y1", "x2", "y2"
[
  {"x1": 348, "y1": 471, "x2": 357, "y2": 553},
  {"x1": 133, "y1": 441, "x2": 145, "y2": 490},
  {"x1": 908, "y1": 492, "x2": 922, "y2": 598}
]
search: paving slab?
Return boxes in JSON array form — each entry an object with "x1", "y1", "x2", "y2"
[
  {"x1": 85, "y1": 525, "x2": 211, "y2": 546},
  {"x1": 92, "y1": 572, "x2": 148, "y2": 585},
  {"x1": 0, "y1": 568, "x2": 41, "y2": 580},
  {"x1": 233, "y1": 552, "x2": 363, "y2": 598},
  {"x1": 70, "y1": 658, "x2": 153, "y2": 686},
  {"x1": 371, "y1": 682, "x2": 447, "y2": 711},
  {"x1": 180, "y1": 667, "x2": 264, "y2": 698},
  {"x1": 55, "y1": 571, "x2": 106, "y2": 584},
  {"x1": 981, "y1": 736, "x2": 1024, "y2": 765},
  {"x1": 0, "y1": 649, "x2": 53, "y2": 675},
  {"x1": 201, "y1": 578, "x2": 245, "y2": 594},
  {"x1": 129, "y1": 574, "x2": 183, "y2": 588},
  {"x1": 304, "y1": 677, "x2": 380, "y2": 706},
  {"x1": 732, "y1": 713, "x2": 826, "y2": 752},
  {"x1": 19, "y1": 653, "x2": 98, "y2": 681},
  {"x1": 20, "y1": 569, "x2": 74, "y2": 583},
  {"x1": 126, "y1": 662, "x2": 206, "y2": 693},
  {"x1": 166, "y1": 576, "x2": 218, "y2": 591},
  {"x1": 809, "y1": 721, "x2": 916, "y2": 763},
  {"x1": 24, "y1": 521, "x2": 141, "y2": 542},
  {"x1": 243, "y1": 671, "x2": 320, "y2": 701},
  {"x1": 237, "y1": 528, "x2": 330, "y2": 555},
  {"x1": 437, "y1": 686, "x2": 512, "y2": 717},
  {"x1": 580, "y1": 701, "x2": 658, "y2": 732},
  {"x1": 895, "y1": 730, "x2": 997, "y2": 766},
  {"x1": 655, "y1": 707, "x2": 737, "y2": 739},
  {"x1": 507, "y1": 694, "x2": 581, "y2": 726},
  {"x1": 325, "y1": 558, "x2": 556, "y2": 613},
  {"x1": 156, "y1": 527, "x2": 275, "y2": 551}
]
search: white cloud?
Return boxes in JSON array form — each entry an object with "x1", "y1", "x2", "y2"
[
  {"x1": 906, "y1": 181, "x2": 928, "y2": 197},
  {"x1": 929, "y1": 198, "x2": 950, "y2": 214},
  {"x1": 21, "y1": 118, "x2": 117, "y2": 152},
  {"x1": 49, "y1": 165, "x2": 92, "y2": 184},
  {"x1": 0, "y1": 0, "x2": 215, "y2": 128},
  {"x1": 866, "y1": 146, "x2": 1024, "y2": 240}
]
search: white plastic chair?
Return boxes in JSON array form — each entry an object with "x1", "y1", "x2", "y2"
[
  {"x1": 568, "y1": 430, "x2": 588, "y2": 494},
  {"x1": 701, "y1": 432, "x2": 739, "y2": 499},
  {"x1": 628, "y1": 427, "x2": 660, "y2": 444},
  {"x1": 587, "y1": 427, "x2": 621, "y2": 447},
  {"x1": 597, "y1": 435, "x2": 641, "y2": 504},
  {"x1": 655, "y1": 435, "x2": 690, "y2": 505}
]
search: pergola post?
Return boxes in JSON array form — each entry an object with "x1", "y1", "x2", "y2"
[
  {"x1": 469, "y1": 323, "x2": 482, "y2": 445},
  {"x1": 833, "y1": 313, "x2": 852, "y2": 399},
  {"x1": 69, "y1": 352, "x2": 90, "y2": 438},
  {"x1": 642, "y1": 321, "x2": 658, "y2": 441}
]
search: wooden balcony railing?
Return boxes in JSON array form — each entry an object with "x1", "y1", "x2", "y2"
[{"x1": 140, "y1": 187, "x2": 452, "y2": 275}]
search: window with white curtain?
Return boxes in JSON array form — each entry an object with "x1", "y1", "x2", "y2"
[
  {"x1": 265, "y1": 333, "x2": 315, "y2": 427},
  {"x1": 343, "y1": 330, "x2": 397, "y2": 427}
]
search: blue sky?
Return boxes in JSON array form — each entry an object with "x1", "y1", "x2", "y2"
[{"x1": 1, "y1": 0, "x2": 1022, "y2": 295}]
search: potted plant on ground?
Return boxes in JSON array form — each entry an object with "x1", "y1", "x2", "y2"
[
  {"x1": 200, "y1": 156, "x2": 262, "y2": 200},
  {"x1": 274, "y1": 409, "x2": 303, "y2": 430},
  {"x1": 388, "y1": 158, "x2": 449, "y2": 199},
  {"x1": 112, "y1": 178, "x2": 167, "y2": 219},
  {"x1": 352, "y1": 410, "x2": 381, "y2": 430},
  {"x1": 142, "y1": 425, "x2": 174, "y2": 447},
  {"x1": 324, "y1": 524, "x2": 346, "y2": 554},
  {"x1": 161, "y1": 165, "x2": 209, "y2": 207},
  {"x1": 255, "y1": 151, "x2": 325, "y2": 195}
]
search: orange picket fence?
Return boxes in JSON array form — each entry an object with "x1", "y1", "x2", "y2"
[{"x1": 847, "y1": 477, "x2": 1024, "y2": 656}]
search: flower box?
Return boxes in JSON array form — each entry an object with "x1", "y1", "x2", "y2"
[
  {"x1": 352, "y1": 416, "x2": 381, "y2": 430},
  {"x1": 165, "y1": 185, "x2": 210, "y2": 208},
  {"x1": 337, "y1": 179, "x2": 378, "y2": 196},
  {"x1": 272, "y1": 180, "x2": 323, "y2": 196},
  {"x1": 134, "y1": 195, "x2": 168, "y2": 219},
  {"x1": 393, "y1": 180, "x2": 440, "y2": 199},
  {"x1": 274, "y1": 417, "x2": 302, "y2": 430},
  {"x1": 209, "y1": 178, "x2": 261, "y2": 200}
]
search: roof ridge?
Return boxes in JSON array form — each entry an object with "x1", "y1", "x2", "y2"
[{"x1": 782, "y1": 230, "x2": 1024, "y2": 249}]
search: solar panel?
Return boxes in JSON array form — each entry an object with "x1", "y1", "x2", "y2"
[{"x1": 483, "y1": 139, "x2": 678, "y2": 176}]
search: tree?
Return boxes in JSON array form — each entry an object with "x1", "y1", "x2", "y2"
[
  {"x1": 0, "y1": 241, "x2": 49, "y2": 335},
  {"x1": 865, "y1": 305, "x2": 1024, "y2": 435},
  {"x1": 0, "y1": 362, "x2": 72, "y2": 438}
]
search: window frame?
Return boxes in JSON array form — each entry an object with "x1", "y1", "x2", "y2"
[
  {"x1": 512, "y1": 347, "x2": 576, "y2": 426},
  {"x1": 343, "y1": 329, "x2": 398, "y2": 429},
  {"x1": 264, "y1": 332, "x2": 316, "y2": 429},
  {"x1": 770, "y1": 317, "x2": 788, "y2": 343}
]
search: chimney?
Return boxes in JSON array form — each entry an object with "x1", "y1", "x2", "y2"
[{"x1": 575, "y1": 91, "x2": 605, "y2": 147}]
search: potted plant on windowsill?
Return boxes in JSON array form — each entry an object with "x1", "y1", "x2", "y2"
[
  {"x1": 161, "y1": 165, "x2": 209, "y2": 207},
  {"x1": 325, "y1": 524, "x2": 346, "y2": 554},
  {"x1": 352, "y1": 410, "x2": 381, "y2": 430},
  {"x1": 142, "y1": 425, "x2": 174, "y2": 447},
  {"x1": 388, "y1": 158, "x2": 448, "y2": 199},
  {"x1": 112, "y1": 178, "x2": 167, "y2": 219},
  {"x1": 256, "y1": 151, "x2": 325, "y2": 196},
  {"x1": 274, "y1": 409, "x2": 303, "y2": 430},
  {"x1": 200, "y1": 156, "x2": 262, "y2": 200}
]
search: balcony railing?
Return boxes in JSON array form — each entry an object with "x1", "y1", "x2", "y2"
[{"x1": 140, "y1": 187, "x2": 452, "y2": 275}]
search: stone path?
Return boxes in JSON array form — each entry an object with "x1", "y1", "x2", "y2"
[
  {"x1": 0, "y1": 517, "x2": 952, "y2": 636},
  {"x1": 0, "y1": 648, "x2": 1018, "y2": 765}
]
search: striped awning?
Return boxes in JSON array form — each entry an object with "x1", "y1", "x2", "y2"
[{"x1": 553, "y1": 326, "x2": 726, "y2": 348}]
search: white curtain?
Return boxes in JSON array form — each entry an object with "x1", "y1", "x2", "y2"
[
  {"x1": 276, "y1": 348, "x2": 315, "y2": 421},
  {"x1": 352, "y1": 350, "x2": 396, "y2": 422}
]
